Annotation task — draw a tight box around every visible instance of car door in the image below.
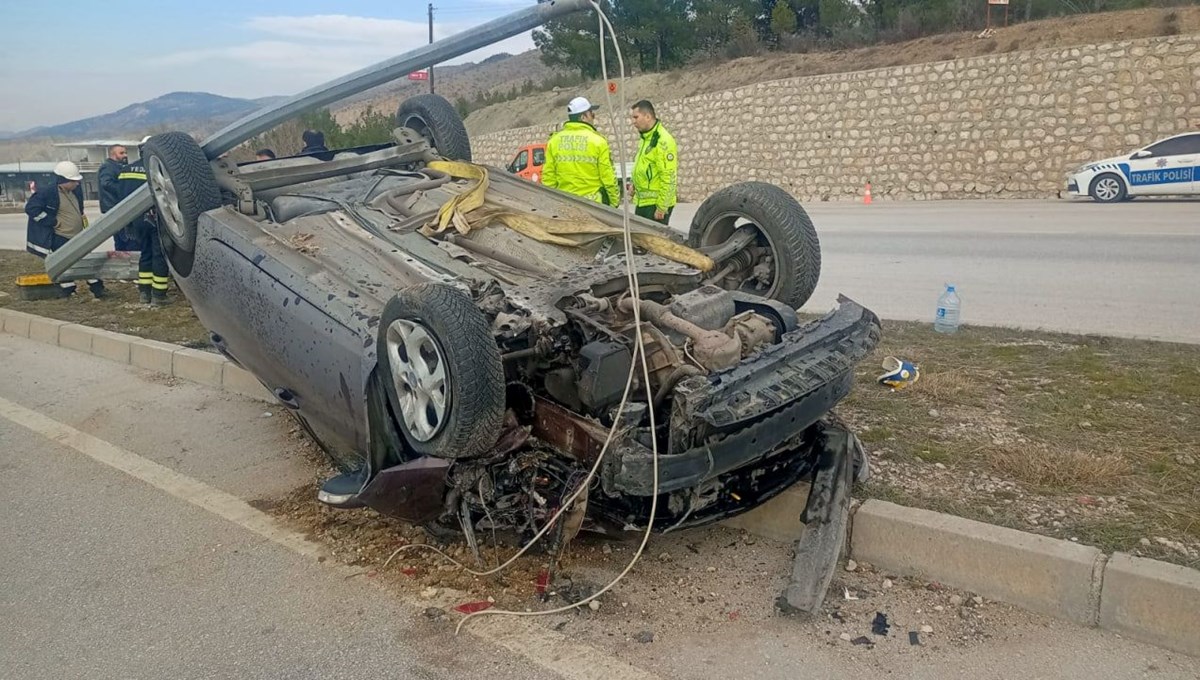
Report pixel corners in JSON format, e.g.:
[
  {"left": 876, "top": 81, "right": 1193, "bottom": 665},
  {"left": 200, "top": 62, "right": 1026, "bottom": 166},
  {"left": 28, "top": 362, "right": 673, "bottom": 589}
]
[
  {"left": 511, "top": 149, "right": 530, "bottom": 181},
  {"left": 1125, "top": 135, "right": 1200, "bottom": 196},
  {"left": 1166, "top": 134, "right": 1200, "bottom": 195},
  {"left": 530, "top": 146, "right": 546, "bottom": 184},
  {"left": 187, "top": 214, "right": 371, "bottom": 467}
]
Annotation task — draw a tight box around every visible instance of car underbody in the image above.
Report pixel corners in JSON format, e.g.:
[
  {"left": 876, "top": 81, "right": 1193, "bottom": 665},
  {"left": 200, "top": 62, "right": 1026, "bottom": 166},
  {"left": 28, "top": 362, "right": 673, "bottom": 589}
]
[
  {"left": 162, "top": 125, "right": 879, "bottom": 547},
  {"left": 47, "top": 0, "right": 883, "bottom": 612}
]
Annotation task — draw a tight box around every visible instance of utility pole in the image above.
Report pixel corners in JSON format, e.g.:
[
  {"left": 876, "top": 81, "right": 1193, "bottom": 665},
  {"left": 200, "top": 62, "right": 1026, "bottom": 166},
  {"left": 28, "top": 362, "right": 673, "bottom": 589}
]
[{"left": 428, "top": 3, "right": 436, "bottom": 94}]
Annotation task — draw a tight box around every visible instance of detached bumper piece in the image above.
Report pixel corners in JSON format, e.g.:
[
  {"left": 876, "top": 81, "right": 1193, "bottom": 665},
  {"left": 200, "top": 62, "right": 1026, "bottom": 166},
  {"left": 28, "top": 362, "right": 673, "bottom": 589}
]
[{"left": 781, "top": 420, "right": 864, "bottom": 615}]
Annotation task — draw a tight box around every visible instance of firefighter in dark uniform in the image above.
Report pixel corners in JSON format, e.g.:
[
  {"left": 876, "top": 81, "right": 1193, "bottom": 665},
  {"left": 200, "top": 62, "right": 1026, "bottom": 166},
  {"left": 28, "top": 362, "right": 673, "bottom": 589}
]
[
  {"left": 118, "top": 150, "right": 171, "bottom": 305},
  {"left": 98, "top": 144, "right": 138, "bottom": 251}
]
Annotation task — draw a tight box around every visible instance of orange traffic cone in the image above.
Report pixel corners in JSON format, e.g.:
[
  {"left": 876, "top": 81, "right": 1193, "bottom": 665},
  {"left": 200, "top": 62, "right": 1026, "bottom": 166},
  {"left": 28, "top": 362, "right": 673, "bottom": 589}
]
[{"left": 863, "top": 182, "right": 873, "bottom": 205}]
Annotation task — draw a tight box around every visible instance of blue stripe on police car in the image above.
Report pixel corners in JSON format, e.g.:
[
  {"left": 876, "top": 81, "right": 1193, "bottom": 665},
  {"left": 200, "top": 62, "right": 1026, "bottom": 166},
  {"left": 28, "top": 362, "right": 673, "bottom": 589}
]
[{"left": 1118, "top": 162, "right": 1197, "bottom": 186}]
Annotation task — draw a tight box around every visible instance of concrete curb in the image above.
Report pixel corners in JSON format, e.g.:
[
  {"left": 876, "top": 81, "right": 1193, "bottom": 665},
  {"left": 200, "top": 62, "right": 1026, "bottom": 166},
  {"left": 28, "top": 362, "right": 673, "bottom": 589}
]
[
  {"left": 852, "top": 501, "right": 1104, "bottom": 625},
  {"left": 1100, "top": 552, "right": 1200, "bottom": 657},
  {"left": 0, "top": 308, "right": 274, "bottom": 403},
  {"left": 2, "top": 306, "right": 1198, "bottom": 656},
  {"left": 713, "top": 457, "right": 1200, "bottom": 657}
]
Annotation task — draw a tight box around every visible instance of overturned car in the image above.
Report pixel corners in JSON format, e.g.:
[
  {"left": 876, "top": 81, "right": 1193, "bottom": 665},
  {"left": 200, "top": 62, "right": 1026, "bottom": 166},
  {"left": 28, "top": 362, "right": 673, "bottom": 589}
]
[{"left": 138, "top": 96, "right": 878, "bottom": 559}]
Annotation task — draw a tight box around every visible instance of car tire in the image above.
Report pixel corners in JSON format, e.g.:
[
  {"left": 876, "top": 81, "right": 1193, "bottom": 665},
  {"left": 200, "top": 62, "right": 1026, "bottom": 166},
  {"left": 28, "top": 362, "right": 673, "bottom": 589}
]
[
  {"left": 688, "top": 182, "right": 821, "bottom": 310},
  {"left": 377, "top": 283, "right": 504, "bottom": 460},
  {"left": 142, "top": 132, "right": 222, "bottom": 277},
  {"left": 397, "top": 94, "right": 472, "bottom": 161},
  {"left": 1089, "top": 173, "right": 1127, "bottom": 203}
]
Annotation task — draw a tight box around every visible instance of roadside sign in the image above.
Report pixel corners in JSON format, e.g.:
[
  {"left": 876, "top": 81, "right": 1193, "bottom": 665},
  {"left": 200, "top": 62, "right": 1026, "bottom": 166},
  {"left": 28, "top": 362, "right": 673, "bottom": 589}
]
[
  {"left": 408, "top": 70, "right": 429, "bottom": 81},
  {"left": 986, "top": 0, "right": 1010, "bottom": 26}
]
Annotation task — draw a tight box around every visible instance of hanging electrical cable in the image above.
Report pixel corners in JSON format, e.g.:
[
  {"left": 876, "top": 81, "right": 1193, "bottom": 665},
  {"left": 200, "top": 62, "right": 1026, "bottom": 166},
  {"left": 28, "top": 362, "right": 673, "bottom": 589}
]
[{"left": 377, "top": 1, "right": 662, "bottom": 635}]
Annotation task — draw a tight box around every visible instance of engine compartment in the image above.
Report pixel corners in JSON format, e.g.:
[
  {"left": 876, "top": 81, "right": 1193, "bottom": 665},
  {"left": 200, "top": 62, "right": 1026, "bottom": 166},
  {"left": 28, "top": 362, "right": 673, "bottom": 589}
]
[{"left": 512, "top": 285, "right": 779, "bottom": 420}]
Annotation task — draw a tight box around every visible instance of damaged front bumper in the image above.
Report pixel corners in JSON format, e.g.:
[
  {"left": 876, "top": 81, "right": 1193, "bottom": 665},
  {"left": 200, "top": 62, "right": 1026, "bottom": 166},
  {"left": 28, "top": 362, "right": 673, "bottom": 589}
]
[{"left": 606, "top": 296, "right": 880, "bottom": 497}]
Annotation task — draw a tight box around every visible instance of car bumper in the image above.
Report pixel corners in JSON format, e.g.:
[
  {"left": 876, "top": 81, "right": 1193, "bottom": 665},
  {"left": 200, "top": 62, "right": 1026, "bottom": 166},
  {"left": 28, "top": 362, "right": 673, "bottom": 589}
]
[
  {"left": 1066, "top": 172, "right": 1092, "bottom": 197},
  {"left": 608, "top": 297, "right": 881, "bottom": 496}
]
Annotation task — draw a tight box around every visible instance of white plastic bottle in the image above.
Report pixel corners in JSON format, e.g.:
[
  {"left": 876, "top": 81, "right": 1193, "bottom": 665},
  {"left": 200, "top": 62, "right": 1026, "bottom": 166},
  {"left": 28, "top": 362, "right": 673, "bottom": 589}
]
[{"left": 934, "top": 284, "right": 961, "bottom": 334}]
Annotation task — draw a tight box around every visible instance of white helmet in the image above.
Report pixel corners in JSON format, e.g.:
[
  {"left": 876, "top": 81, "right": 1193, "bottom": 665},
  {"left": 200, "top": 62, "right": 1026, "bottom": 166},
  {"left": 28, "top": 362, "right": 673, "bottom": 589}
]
[{"left": 54, "top": 161, "right": 83, "bottom": 181}]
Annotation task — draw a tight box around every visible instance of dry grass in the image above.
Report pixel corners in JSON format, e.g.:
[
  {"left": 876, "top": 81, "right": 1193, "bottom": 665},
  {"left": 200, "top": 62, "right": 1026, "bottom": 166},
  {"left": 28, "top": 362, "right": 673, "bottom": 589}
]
[
  {"left": 986, "top": 445, "right": 1131, "bottom": 494},
  {"left": 840, "top": 320, "right": 1200, "bottom": 566},
  {"left": 0, "top": 250, "right": 209, "bottom": 347}
]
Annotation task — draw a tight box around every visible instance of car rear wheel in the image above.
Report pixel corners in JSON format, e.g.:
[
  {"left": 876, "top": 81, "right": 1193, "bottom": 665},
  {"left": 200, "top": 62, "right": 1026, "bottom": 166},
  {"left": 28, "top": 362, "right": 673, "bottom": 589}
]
[
  {"left": 377, "top": 283, "right": 504, "bottom": 459},
  {"left": 1089, "top": 173, "right": 1127, "bottom": 203},
  {"left": 688, "top": 182, "right": 821, "bottom": 310},
  {"left": 397, "top": 94, "right": 472, "bottom": 161},
  {"left": 142, "top": 132, "right": 222, "bottom": 277}
]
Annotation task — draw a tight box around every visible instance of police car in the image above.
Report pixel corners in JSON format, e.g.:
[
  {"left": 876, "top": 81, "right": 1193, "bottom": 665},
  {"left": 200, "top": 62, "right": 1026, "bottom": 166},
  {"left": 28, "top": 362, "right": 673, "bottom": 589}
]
[{"left": 1067, "top": 132, "right": 1200, "bottom": 202}]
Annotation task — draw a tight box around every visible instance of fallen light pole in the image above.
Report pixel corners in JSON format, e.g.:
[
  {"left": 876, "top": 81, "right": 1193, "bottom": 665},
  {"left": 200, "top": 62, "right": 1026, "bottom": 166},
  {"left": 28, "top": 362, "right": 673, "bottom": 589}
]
[{"left": 46, "top": 0, "right": 591, "bottom": 281}]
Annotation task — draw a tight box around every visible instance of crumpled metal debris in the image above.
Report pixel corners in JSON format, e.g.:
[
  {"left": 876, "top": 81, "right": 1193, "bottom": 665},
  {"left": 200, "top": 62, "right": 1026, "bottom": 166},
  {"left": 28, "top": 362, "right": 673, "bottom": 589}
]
[{"left": 871, "top": 611, "right": 890, "bottom": 636}]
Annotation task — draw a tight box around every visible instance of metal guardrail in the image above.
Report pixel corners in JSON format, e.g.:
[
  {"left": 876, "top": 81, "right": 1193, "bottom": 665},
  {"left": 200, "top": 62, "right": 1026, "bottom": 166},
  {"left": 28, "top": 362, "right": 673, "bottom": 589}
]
[{"left": 45, "top": 0, "right": 591, "bottom": 281}]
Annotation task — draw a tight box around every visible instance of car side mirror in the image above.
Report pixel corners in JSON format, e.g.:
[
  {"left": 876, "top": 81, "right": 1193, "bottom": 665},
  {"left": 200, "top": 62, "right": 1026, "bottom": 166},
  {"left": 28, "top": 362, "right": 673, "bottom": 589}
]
[{"left": 1132, "top": 150, "right": 1152, "bottom": 159}]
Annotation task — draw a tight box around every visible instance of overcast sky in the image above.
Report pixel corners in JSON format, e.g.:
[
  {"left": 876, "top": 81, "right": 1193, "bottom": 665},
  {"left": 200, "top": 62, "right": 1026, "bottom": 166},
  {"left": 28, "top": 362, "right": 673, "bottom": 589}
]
[{"left": 0, "top": 0, "right": 541, "bottom": 131}]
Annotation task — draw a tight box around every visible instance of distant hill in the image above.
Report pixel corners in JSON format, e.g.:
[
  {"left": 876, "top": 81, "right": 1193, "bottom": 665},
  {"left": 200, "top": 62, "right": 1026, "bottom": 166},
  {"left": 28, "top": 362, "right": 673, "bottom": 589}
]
[
  {"left": 9, "top": 91, "right": 285, "bottom": 140},
  {"left": 332, "top": 51, "right": 569, "bottom": 125}
]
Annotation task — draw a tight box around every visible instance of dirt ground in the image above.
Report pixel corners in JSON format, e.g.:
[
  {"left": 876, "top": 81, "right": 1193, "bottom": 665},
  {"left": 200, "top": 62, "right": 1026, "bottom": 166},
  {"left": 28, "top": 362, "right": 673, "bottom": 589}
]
[
  {"left": 263, "top": 473, "right": 1042, "bottom": 658},
  {"left": 261, "top": 468, "right": 1200, "bottom": 680},
  {"left": 461, "top": 6, "right": 1200, "bottom": 136}
]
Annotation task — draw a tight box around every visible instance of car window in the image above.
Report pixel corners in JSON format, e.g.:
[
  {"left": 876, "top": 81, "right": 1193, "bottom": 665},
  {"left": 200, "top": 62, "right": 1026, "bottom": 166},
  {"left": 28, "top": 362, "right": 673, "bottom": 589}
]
[
  {"left": 1145, "top": 135, "right": 1200, "bottom": 157},
  {"left": 513, "top": 150, "right": 529, "bottom": 172},
  {"left": 532, "top": 147, "right": 546, "bottom": 166},
  {"left": 1171, "top": 134, "right": 1200, "bottom": 155}
]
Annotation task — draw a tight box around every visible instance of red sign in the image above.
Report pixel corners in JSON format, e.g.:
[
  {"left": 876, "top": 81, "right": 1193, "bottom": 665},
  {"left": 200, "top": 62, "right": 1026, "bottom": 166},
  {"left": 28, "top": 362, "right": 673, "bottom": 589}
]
[{"left": 408, "top": 70, "right": 429, "bottom": 81}]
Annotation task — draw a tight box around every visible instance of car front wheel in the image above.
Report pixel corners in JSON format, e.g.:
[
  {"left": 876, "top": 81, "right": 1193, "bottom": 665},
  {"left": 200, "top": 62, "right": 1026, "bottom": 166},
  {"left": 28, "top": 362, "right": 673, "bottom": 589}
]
[
  {"left": 142, "top": 132, "right": 222, "bottom": 277},
  {"left": 377, "top": 283, "right": 504, "bottom": 459},
  {"left": 1089, "top": 173, "right": 1127, "bottom": 203}
]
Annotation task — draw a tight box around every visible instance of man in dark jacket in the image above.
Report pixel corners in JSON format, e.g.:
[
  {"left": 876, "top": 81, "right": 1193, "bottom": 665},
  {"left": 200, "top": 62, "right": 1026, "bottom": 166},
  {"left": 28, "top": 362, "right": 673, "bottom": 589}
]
[
  {"left": 25, "top": 161, "right": 106, "bottom": 298},
  {"left": 300, "top": 130, "right": 329, "bottom": 155},
  {"left": 117, "top": 154, "right": 171, "bottom": 305},
  {"left": 98, "top": 144, "right": 137, "bottom": 251}
]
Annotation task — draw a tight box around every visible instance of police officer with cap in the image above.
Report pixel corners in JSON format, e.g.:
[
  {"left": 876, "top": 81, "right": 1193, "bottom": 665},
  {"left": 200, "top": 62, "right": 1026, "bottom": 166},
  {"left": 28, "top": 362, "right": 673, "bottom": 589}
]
[
  {"left": 630, "top": 99, "right": 678, "bottom": 225},
  {"left": 543, "top": 96, "right": 620, "bottom": 207}
]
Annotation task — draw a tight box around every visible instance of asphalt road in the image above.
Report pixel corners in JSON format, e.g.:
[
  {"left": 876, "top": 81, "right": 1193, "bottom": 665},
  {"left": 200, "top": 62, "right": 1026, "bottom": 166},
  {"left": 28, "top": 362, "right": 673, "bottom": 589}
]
[
  {"left": 2, "top": 333, "right": 1198, "bottom": 679},
  {"left": 670, "top": 198, "right": 1200, "bottom": 344},
  {"left": 0, "top": 208, "right": 114, "bottom": 252},
  {"left": 5, "top": 197, "right": 1199, "bottom": 342}
]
